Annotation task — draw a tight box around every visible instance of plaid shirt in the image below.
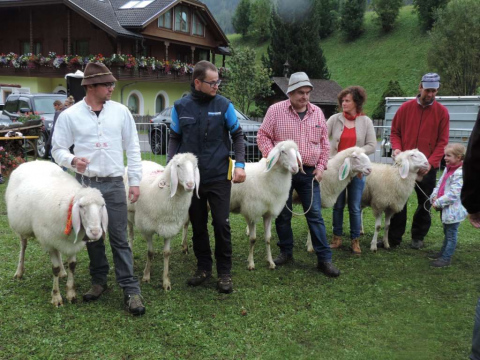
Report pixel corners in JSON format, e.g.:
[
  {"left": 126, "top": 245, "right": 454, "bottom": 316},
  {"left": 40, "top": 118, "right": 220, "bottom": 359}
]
[{"left": 257, "top": 100, "right": 330, "bottom": 172}]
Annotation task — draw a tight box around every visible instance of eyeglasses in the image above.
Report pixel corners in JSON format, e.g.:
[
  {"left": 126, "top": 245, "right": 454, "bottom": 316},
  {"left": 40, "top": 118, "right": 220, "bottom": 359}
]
[
  {"left": 97, "top": 82, "right": 116, "bottom": 89},
  {"left": 201, "top": 79, "right": 222, "bottom": 88}
]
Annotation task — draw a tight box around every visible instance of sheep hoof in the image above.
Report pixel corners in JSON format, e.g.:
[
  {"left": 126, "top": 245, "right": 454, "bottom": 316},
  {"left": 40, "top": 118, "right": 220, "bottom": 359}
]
[
  {"left": 307, "top": 248, "right": 315, "bottom": 253},
  {"left": 370, "top": 246, "right": 377, "bottom": 252},
  {"left": 13, "top": 273, "right": 23, "bottom": 279},
  {"left": 68, "top": 296, "right": 77, "bottom": 304},
  {"left": 247, "top": 264, "right": 255, "bottom": 271},
  {"left": 59, "top": 270, "right": 67, "bottom": 278},
  {"left": 51, "top": 295, "right": 63, "bottom": 307},
  {"left": 269, "top": 263, "right": 276, "bottom": 270},
  {"left": 163, "top": 282, "right": 171, "bottom": 291},
  {"left": 182, "top": 248, "right": 189, "bottom": 255},
  {"left": 142, "top": 276, "right": 151, "bottom": 283}
]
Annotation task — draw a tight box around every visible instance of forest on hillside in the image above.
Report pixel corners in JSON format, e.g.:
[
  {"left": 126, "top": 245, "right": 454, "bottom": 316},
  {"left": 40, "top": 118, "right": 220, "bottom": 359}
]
[{"left": 201, "top": 0, "right": 240, "bottom": 34}]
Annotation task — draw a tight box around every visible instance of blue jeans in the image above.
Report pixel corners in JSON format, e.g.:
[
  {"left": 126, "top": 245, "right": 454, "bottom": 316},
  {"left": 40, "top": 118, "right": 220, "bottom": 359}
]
[
  {"left": 471, "top": 297, "right": 480, "bottom": 360},
  {"left": 440, "top": 222, "right": 460, "bottom": 261},
  {"left": 79, "top": 178, "right": 141, "bottom": 295},
  {"left": 332, "top": 175, "right": 365, "bottom": 239},
  {"left": 275, "top": 166, "right": 331, "bottom": 262}
]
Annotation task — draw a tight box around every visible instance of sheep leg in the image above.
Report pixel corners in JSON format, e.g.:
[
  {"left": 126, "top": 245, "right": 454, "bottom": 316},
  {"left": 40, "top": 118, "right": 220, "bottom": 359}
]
[
  {"left": 14, "top": 236, "right": 27, "bottom": 279},
  {"left": 142, "top": 232, "right": 154, "bottom": 283},
  {"left": 263, "top": 215, "right": 275, "bottom": 269},
  {"left": 370, "top": 214, "right": 383, "bottom": 252},
  {"left": 59, "top": 254, "right": 67, "bottom": 278},
  {"left": 163, "top": 237, "right": 172, "bottom": 291},
  {"left": 181, "top": 219, "right": 189, "bottom": 254},
  {"left": 65, "top": 255, "right": 77, "bottom": 303},
  {"left": 306, "top": 231, "right": 314, "bottom": 253},
  {"left": 383, "top": 212, "right": 393, "bottom": 250},
  {"left": 247, "top": 220, "right": 257, "bottom": 270},
  {"left": 49, "top": 249, "right": 63, "bottom": 307}
]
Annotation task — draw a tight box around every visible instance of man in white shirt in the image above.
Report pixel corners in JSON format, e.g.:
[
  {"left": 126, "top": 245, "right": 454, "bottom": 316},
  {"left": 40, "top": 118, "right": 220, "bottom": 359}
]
[{"left": 52, "top": 62, "right": 145, "bottom": 316}]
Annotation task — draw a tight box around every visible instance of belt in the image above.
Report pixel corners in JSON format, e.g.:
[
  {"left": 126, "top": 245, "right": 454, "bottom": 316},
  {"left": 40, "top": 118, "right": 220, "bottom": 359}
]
[{"left": 75, "top": 174, "right": 123, "bottom": 182}]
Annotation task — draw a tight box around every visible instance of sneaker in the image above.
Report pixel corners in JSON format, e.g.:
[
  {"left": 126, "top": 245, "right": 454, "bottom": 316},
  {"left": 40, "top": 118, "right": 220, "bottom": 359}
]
[
  {"left": 273, "top": 252, "right": 294, "bottom": 266},
  {"left": 124, "top": 294, "right": 146, "bottom": 316},
  {"left": 377, "top": 240, "right": 400, "bottom": 249},
  {"left": 431, "top": 258, "right": 451, "bottom": 268},
  {"left": 187, "top": 269, "right": 212, "bottom": 287},
  {"left": 0, "top": 175, "right": 4, "bottom": 185},
  {"left": 83, "top": 284, "right": 107, "bottom": 302},
  {"left": 217, "top": 274, "right": 233, "bottom": 294},
  {"left": 317, "top": 262, "right": 341, "bottom": 278},
  {"left": 427, "top": 251, "right": 443, "bottom": 260},
  {"left": 410, "top": 240, "right": 424, "bottom": 250}
]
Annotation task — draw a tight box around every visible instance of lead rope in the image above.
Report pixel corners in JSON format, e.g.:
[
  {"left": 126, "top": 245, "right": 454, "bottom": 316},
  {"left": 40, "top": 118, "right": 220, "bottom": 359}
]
[
  {"left": 285, "top": 177, "right": 316, "bottom": 216},
  {"left": 80, "top": 163, "right": 90, "bottom": 188},
  {"left": 415, "top": 181, "right": 434, "bottom": 218}
]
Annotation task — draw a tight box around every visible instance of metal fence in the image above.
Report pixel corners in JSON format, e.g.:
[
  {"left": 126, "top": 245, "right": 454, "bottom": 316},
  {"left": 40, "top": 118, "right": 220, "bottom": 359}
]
[{"left": 135, "top": 122, "right": 473, "bottom": 167}]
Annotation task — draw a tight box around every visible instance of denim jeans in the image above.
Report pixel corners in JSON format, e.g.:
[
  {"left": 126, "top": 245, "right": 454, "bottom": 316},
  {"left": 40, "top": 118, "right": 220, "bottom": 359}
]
[
  {"left": 80, "top": 178, "right": 141, "bottom": 295},
  {"left": 275, "top": 166, "right": 331, "bottom": 262},
  {"left": 471, "top": 297, "right": 480, "bottom": 360},
  {"left": 333, "top": 175, "right": 365, "bottom": 239},
  {"left": 439, "top": 221, "right": 460, "bottom": 261}
]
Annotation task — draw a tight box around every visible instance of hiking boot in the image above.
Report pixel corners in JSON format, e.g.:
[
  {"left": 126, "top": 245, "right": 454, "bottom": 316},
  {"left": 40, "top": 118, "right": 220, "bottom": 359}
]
[
  {"left": 351, "top": 238, "right": 361, "bottom": 255},
  {"left": 217, "top": 274, "right": 233, "bottom": 294},
  {"left": 317, "top": 262, "right": 341, "bottom": 278},
  {"left": 427, "top": 251, "right": 443, "bottom": 260},
  {"left": 431, "top": 258, "right": 451, "bottom": 268},
  {"left": 330, "top": 235, "right": 342, "bottom": 249},
  {"left": 124, "top": 294, "right": 146, "bottom": 316},
  {"left": 273, "top": 252, "right": 294, "bottom": 266},
  {"left": 187, "top": 269, "right": 212, "bottom": 287},
  {"left": 83, "top": 284, "right": 107, "bottom": 302},
  {"left": 410, "top": 240, "right": 424, "bottom": 250}
]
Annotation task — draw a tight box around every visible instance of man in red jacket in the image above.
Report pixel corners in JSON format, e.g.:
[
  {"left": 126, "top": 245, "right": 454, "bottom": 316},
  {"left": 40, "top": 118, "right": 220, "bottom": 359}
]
[{"left": 386, "top": 73, "right": 449, "bottom": 249}]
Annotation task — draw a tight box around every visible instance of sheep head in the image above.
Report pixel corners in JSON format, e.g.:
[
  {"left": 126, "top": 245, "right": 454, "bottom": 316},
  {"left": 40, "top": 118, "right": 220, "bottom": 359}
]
[
  {"left": 265, "top": 140, "right": 304, "bottom": 174},
  {"left": 337, "top": 148, "right": 372, "bottom": 181},
  {"left": 72, "top": 187, "right": 108, "bottom": 244},
  {"left": 394, "top": 149, "right": 429, "bottom": 179},
  {"left": 169, "top": 153, "right": 200, "bottom": 199}
]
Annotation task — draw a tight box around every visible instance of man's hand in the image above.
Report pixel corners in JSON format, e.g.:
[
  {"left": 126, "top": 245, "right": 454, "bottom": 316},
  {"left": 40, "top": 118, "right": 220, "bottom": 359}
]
[
  {"left": 129, "top": 186, "right": 140, "bottom": 203},
  {"left": 468, "top": 213, "right": 480, "bottom": 229},
  {"left": 313, "top": 168, "right": 323, "bottom": 182},
  {"left": 418, "top": 163, "right": 431, "bottom": 177},
  {"left": 232, "top": 167, "right": 246, "bottom": 183},
  {"left": 393, "top": 149, "right": 401, "bottom": 158},
  {"left": 73, "top": 157, "right": 90, "bottom": 173}
]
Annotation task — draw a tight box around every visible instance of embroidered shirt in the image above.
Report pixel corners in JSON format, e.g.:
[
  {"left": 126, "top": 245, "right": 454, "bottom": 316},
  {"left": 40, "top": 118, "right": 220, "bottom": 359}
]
[
  {"left": 257, "top": 100, "right": 330, "bottom": 171},
  {"left": 51, "top": 98, "right": 142, "bottom": 186}
]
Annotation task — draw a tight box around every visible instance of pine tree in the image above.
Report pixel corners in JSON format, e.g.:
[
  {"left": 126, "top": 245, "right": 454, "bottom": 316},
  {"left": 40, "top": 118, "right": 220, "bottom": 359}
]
[
  {"left": 340, "top": 0, "right": 366, "bottom": 40},
  {"left": 413, "top": 0, "right": 449, "bottom": 31},
  {"left": 371, "top": 80, "right": 405, "bottom": 120},
  {"left": 232, "top": 0, "right": 252, "bottom": 37},
  {"left": 372, "top": 0, "right": 403, "bottom": 33},
  {"left": 250, "top": 0, "right": 272, "bottom": 41},
  {"left": 314, "top": 0, "right": 339, "bottom": 39},
  {"left": 263, "top": 5, "right": 330, "bottom": 79}
]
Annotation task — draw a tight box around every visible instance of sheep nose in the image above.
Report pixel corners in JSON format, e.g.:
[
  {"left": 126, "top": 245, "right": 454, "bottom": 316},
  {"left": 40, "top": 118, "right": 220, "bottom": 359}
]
[
  {"left": 185, "top": 181, "right": 195, "bottom": 190},
  {"left": 90, "top": 228, "right": 101, "bottom": 237},
  {"left": 291, "top": 165, "right": 299, "bottom": 174},
  {"left": 365, "top": 168, "right": 372, "bottom": 175}
]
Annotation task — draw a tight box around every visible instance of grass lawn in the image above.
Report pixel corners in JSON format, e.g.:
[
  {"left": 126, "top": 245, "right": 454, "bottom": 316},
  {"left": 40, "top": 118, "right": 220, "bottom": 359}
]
[{"left": 0, "top": 166, "right": 478, "bottom": 359}]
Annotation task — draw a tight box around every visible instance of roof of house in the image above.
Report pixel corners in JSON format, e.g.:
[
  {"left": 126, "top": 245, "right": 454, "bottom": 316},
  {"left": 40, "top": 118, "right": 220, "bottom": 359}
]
[
  {"left": 272, "top": 77, "right": 343, "bottom": 105},
  {"left": 0, "top": 0, "right": 228, "bottom": 43}
]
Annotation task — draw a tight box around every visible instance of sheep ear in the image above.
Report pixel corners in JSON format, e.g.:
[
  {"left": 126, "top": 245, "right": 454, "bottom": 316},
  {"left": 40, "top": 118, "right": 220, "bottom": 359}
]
[
  {"left": 339, "top": 158, "right": 351, "bottom": 181},
  {"left": 170, "top": 161, "right": 178, "bottom": 198},
  {"left": 101, "top": 205, "right": 108, "bottom": 239},
  {"left": 296, "top": 150, "right": 305, "bottom": 174},
  {"left": 265, "top": 148, "right": 280, "bottom": 172},
  {"left": 72, "top": 201, "right": 81, "bottom": 244},
  {"left": 194, "top": 167, "right": 200, "bottom": 199},
  {"left": 399, "top": 159, "right": 410, "bottom": 179}
]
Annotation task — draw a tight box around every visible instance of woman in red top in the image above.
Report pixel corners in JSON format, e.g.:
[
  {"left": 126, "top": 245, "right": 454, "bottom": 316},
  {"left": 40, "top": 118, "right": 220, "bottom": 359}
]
[{"left": 326, "top": 86, "right": 376, "bottom": 254}]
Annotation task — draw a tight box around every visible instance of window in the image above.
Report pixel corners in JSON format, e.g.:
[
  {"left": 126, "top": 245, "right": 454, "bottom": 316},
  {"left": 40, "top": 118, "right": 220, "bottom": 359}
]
[
  {"left": 64, "top": 40, "right": 89, "bottom": 56},
  {"left": 155, "top": 94, "right": 165, "bottom": 113},
  {"left": 158, "top": 10, "right": 172, "bottom": 29},
  {"left": 21, "top": 41, "right": 42, "bottom": 54},
  {"left": 192, "top": 13, "right": 204, "bottom": 36},
  {"left": 120, "top": 0, "right": 154, "bottom": 9},
  {"left": 175, "top": 6, "right": 189, "bottom": 33},
  {"left": 199, "top": 50, "right": 209, "bottom": 61},
  {"left": 128, "top": 94, "right": 139, "bottom": 114}
]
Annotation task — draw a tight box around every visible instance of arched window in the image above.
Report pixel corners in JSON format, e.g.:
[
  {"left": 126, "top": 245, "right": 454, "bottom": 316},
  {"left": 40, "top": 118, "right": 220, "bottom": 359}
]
[
  {"left": 155, "top": 94, "right": 165, "bottom": 113},
  {"left": 128, "top": 94, "right": 139, "bottom": 114}
]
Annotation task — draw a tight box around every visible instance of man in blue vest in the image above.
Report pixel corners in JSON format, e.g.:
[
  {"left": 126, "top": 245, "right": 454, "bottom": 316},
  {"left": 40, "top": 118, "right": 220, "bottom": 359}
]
[{"left": 168, "top": 60, "right": 246, "bottom": 294}]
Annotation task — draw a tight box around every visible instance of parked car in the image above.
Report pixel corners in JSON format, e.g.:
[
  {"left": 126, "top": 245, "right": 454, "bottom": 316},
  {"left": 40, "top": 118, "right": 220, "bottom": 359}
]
[
  {"left": 2, "top": 93, "right": 67, "bottom": 158},
  {"left": 149, "top": 106, "right": 262, "bottom": 161}
]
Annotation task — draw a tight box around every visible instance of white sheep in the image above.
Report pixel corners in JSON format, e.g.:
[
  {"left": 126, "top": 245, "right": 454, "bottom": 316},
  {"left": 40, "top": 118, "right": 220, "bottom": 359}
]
[
  {"left": 360, "top": 149, "right": 429, "bottom": 251},
  {"left": 126, "top": 153, "right": 199, "bottom": 290},
  {"left": 6, "top": 161, "right": 108, "bottom": 307},
  {"left": 230, "top": 140, "right": 303, "bottom": 270},
  {"left": 298, "top": 147, "right": 373, "bottom": 252}
]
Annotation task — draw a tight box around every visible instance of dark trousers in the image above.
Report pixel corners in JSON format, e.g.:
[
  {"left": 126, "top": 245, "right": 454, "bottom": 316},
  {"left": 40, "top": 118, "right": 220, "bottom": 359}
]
[
  {"left": 388, "top": 167, "right": 437, "bottom": 245},
  {"left": 275, "top": 166, "right": 332, "bottom": 262},
  {"left": 189, "top": 180, "right": 232, "bottom": 275}
]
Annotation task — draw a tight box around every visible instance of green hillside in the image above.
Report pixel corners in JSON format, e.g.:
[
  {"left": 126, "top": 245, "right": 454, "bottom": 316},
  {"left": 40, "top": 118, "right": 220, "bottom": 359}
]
[{"left": 229, "top": 6, "right": 430, "bottom": 116}]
